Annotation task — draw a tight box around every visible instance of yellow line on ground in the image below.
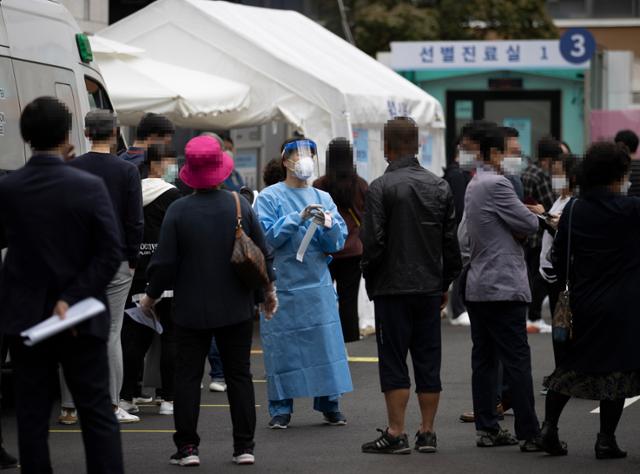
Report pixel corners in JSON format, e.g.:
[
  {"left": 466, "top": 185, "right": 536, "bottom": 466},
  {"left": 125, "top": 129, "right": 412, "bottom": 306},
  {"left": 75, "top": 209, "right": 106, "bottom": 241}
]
[
  {"left": 348, "top": 356, "right": 379, "bottom": 363},
  {"left": 250, "top": 349, "right": 263, "bottom": 354}
]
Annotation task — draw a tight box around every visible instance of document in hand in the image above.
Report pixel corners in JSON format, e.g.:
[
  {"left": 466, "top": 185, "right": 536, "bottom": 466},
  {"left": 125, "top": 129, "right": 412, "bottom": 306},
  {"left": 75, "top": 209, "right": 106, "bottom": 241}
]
[
  {"left": 296, "top": 221, "right": 319, "bottom": 263},
  {"left": 125, "top": 304, "right": 163, "bottom": 334},
  {"left": 20, "top": 298, "right": 106, "bottom": 346}
]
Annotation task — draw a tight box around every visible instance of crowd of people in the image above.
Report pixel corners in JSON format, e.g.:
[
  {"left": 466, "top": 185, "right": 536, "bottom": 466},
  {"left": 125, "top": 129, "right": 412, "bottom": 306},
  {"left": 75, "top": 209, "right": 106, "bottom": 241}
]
[{"left": 0, "top": 95, "right": 638, "bottom": 472}]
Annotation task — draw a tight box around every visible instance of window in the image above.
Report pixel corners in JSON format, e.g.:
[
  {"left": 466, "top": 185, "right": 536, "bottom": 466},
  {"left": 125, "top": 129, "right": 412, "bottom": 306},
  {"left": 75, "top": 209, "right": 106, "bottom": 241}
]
[{"left": 85, "top": 77, "right": 113, "bottom": 111}]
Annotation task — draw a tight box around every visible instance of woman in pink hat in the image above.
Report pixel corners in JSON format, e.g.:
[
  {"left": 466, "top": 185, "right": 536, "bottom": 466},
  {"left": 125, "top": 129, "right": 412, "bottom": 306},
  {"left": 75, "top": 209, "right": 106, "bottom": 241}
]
[{"left": 140, "top": 135, "right": 277, "bottom": 467}]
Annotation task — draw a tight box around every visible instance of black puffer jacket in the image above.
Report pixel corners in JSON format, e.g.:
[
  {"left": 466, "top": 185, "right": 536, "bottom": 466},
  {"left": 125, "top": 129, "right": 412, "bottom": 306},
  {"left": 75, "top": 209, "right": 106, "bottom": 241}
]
[{"left": 360, "top": 156, "right": 462, "bottom": 299}]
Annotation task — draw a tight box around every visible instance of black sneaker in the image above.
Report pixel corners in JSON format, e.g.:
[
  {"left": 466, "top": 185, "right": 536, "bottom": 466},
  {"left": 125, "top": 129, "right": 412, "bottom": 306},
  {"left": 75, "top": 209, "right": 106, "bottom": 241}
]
[
  {"left": 169, "top": 445, "right": 200, "bottom": 467},
  {"left": 323, "top": 412, "right": 347, "bottom": 426},
  {"left": 362, "top": 428, "right": 411, "bottom": 454},
  {"left": 268, "top": 414, "right": 291, "bottom": 429},
  {"left": 595, "top": 433, "right": 627, "bottom": 460},
  {"left": 232, "top": 449, "right": 255, "bottom": 465},
  {"left": 415, "top": 431, "right": 437, "bottom": 453},
  {"left": 0, "top": 447, "right": 17, "bottom": 470},
  {"left": 520, "top": 437, "right": 543, "bottom": 453},
  {"left": 476, "top": 428, "right": 518, "bottom": 447}
]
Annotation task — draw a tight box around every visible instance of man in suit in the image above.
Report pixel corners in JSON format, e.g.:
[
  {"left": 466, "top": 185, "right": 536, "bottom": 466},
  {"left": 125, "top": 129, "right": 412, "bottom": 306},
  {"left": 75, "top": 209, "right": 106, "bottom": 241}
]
[
  {"left": 0, "top": 97, "right": 124, "bottom": 473},
  {"left": 464, "top": 124, "right": 541, "bottom": 451}
]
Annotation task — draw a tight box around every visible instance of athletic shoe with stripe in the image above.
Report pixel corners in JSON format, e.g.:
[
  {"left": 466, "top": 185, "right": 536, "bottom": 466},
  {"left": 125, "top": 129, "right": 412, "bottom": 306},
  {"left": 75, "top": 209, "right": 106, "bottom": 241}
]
[
  {"left": 232, "top": 449, "right": 255, "bottom": 465},
  {"left": 362, "top": 428, "right": 411, "bottom": 454},
  {"left": 323, "top": 411, "right": 347, "bottom": 426},
  {"left": 415, "top": 431, "right": 437, "bottom": 453},
  {"left": 169, "top": 445, "right": 200, "bottom": 467},
  {"left": 268, "top": 414, "right": 291, "bottom": 429}
]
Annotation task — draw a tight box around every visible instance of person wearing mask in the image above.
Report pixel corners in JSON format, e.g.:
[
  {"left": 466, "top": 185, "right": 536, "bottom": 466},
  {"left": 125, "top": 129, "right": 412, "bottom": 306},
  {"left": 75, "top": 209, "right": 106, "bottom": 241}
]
[
  {"left": 119, "top": 144, "right": 182, "bottom": 417},
  {"left": 222, "top": 136, "right": 246, "bottom": 192},
  {"left": 614, "top": 129, "right": 640, "bottom": 196},
  {"left": 0, "top": 97, "right": 124, "bottom": 473},
  {"left": 140, "top": 135, "right": 277, "bottom": 466},
  {"left": 539, "top": 142, "right": 640, "bottom": 459},
  {"left": 313, "top": 138, "right": 368, "bottom": 343},
  {"left": 464, "top": 125, "right": 541, "bottom": 451},
  {"left": 521, "top": 138, "right": 562, "bottom": 334},
  {"left": 255, "top": 138, "right": 352, "bottom": 430},
  {"left": 262, "top": 158, "right": 286, "bottom": 187},
  {"left": 360, "top": 117, "right": 461, "bottom": 454},
  {"left": 119, "top": 113, "right": 175, "bottom": 179},
  {"left": 63, "top": 110, "right": 144, "bottom": 424}
]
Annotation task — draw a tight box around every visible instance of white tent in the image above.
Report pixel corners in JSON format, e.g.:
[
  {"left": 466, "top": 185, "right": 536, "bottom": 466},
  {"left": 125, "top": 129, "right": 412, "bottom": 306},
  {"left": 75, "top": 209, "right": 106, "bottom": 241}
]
[
  {"left": 101, "top": 0, "right": 445, "bottom": 177},
  {"left": 89, "top": 35, "right": 251, "bottom": 128}
]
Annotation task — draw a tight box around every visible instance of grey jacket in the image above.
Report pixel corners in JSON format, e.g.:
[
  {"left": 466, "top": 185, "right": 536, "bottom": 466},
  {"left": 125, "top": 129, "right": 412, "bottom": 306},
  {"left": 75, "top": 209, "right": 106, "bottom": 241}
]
[{"left": 464, "top": 169, "right": 538, "bottom": 302}]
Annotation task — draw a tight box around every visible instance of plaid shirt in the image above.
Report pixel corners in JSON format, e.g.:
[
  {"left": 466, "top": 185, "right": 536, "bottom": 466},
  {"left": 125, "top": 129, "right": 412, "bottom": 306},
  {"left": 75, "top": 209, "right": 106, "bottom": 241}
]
[{"left": 521, "top": 163, "right": 555, "bottom": 248}]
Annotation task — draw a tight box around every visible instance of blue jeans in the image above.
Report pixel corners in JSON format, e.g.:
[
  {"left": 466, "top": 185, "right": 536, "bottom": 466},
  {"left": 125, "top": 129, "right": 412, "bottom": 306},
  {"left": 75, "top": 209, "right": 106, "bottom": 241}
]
[
  {"left": 208, "top": 337, "right": 224, "bottom": 381},
  {"left": 268, "top": 396, "right": 340, "bottom": 417}
]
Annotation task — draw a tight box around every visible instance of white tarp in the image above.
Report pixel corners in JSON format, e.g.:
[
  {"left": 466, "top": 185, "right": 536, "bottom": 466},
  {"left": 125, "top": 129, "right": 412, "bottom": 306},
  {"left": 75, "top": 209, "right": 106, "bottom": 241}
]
[
  {"left": 100, "top": 0, "right": 446, "bottom": 176},
  {"left": 89, "top": 35, "right": 251, "bottom": 128}
]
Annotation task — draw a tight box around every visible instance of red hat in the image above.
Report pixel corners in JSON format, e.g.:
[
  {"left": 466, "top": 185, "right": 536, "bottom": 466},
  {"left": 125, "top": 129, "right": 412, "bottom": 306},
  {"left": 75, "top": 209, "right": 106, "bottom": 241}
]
[{"left": 180, "top": 135, "right": 234, "bottom": 189}]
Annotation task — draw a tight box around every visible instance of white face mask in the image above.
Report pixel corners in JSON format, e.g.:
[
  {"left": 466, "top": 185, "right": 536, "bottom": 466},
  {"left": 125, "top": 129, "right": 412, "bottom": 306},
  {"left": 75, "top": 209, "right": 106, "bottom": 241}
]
[
  {"left": 552, "top": 176, "right": 568, "bottom": 193},
  {"left": 622, "top": 180, "right": 632, "bottom": 195},
  {"left": 458, "top": 150, "right": 477, "bottom": 170},
  {"left": 290, "top": 156, "right": 315, "bottom": 181},
  {"left": 500, "top": 156, "right": 523, "bottom": 176}
]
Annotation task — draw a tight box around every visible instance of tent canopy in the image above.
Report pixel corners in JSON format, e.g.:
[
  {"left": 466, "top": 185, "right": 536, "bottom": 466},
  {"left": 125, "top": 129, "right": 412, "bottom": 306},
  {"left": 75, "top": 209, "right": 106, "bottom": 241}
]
[
  {"left": 90, "top": 35, "right": 251, "bottom": 128},
  {"left": 101, "top": 0, "right": 445, "bottom": 175}
]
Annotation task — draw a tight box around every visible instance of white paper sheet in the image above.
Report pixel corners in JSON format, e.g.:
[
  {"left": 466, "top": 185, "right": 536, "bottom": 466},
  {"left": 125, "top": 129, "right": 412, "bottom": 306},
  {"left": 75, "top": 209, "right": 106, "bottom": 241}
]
[
  {"left": 125, "top": 304, "right": 163, "bottom": 334},
  {"left": 20, "top": 298, "right": 106, "bottom": 346},
  {"left": 296, "top": 221, "right": 319, "bottom": 262}
]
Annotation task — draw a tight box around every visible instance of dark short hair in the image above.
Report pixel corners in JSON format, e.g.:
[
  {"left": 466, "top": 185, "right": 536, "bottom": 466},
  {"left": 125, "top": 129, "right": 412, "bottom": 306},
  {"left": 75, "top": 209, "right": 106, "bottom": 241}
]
[
  {"left": 537, "top": 138, "right": 563, "bottom": 161},
  {"left": 263, "top": 158, "right": 285, "bottom": 186},
  {"left": 384, "top": 116, "right": 419, "bottom": 155},
  {"left": 20, "top": 97, "right": 72, "bottom": 150},
  {"left": 582, "top": 142, "right": 630, "bottom": 189},
  {"left": 614, "top": 129, "right": 639, "bottom": 154},
  {"left": 145, "top": 143, "right": 175, "bottom": 164},
  {"left": 479, "top": 125, "right": 506, "bottom": 162},
  {"left": 461, "top": 120, "right": 497, "bottom": 144},
  {"left": 501, "top": 126, "right": 519, "bottom": 138},
  {"left": 136, "top": 113, "right": 175, "bottom": 141},
  {"left": 85, "top": 109, "right": 117, "bottom": 141}
]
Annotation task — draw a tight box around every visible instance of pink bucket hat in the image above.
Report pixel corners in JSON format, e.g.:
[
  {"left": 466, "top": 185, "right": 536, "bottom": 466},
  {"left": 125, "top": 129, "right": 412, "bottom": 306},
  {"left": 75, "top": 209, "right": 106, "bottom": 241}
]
[{"left": 180, "top": 135, "right": 234, "bottom": 189}]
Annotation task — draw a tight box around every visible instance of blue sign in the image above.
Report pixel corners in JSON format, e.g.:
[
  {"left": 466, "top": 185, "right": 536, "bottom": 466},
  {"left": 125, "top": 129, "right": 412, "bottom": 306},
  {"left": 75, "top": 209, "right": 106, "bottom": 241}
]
[{"left": 560, "top": 28, "right": 596, "bottom": 64}]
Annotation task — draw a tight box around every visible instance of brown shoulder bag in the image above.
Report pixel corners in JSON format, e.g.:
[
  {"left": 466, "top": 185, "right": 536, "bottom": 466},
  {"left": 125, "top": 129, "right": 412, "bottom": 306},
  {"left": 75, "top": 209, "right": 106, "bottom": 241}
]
[
  {"left": 552, "top": 198, "right": 576, "bottom": 343},
  {"left": 230, "top": 192, "right": 269, "bottom": 289}
]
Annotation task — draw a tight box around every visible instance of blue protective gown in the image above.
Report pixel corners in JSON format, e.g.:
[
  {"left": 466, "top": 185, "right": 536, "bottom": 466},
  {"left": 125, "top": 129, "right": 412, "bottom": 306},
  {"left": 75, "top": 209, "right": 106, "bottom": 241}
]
[{"left": 255, "top": 182, "right": 353, "bottom": 402}]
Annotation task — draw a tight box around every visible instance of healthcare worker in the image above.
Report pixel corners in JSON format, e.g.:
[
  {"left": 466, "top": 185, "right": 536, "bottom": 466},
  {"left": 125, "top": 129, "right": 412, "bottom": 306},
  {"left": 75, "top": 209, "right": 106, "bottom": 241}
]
[{"left": 255, "top": 138, "right": 353, "bottom": 429}]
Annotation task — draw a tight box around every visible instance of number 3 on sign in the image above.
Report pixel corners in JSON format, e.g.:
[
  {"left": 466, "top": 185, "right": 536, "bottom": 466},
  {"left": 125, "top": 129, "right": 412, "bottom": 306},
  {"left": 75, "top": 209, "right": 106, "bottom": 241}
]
[{"left": 571, "top": 34, "right": 586, "bottom": 58}]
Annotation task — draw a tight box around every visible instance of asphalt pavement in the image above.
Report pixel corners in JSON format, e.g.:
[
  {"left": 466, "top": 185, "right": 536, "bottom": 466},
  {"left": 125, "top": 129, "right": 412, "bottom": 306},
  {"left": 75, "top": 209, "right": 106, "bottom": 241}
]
[{"left": 2, "top": 319, "right": 639, "bottom": 473}]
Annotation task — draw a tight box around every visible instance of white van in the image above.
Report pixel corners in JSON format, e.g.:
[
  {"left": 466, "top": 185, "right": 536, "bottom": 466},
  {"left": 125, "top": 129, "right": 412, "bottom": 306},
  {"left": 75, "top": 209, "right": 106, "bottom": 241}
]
[{"left": 0, "top": 0, "right": 116, "bottom": 171}]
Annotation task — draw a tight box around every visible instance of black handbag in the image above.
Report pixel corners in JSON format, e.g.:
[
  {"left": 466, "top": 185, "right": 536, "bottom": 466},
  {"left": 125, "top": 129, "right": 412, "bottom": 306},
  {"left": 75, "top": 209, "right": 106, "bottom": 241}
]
[{"left": 552, "top": 199, "right": 577, "bottom": 343}]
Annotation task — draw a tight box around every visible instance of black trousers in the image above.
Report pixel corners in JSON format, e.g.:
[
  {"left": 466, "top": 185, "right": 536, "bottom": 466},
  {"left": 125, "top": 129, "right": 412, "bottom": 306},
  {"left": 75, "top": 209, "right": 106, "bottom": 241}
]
[
  {"left": 9, "top": 334, "right": 123, "bottom": 474},
  {"left": 467, "top": 301, "right": 540, "bottom": 440},
  {"left": 374, "top": 295, "right": 442, "bottom": 393},
  {"left": 173, "top": 319, "right": 255, "bottom": 453},
  {"left": 329, "top": 256, "right": 361, "bottom": 343},
  {"left": 525, "top": 246, "right": 548, "bottom": 322},
  {"left": 121, "top": 299, "right": 177, "bottom": 401}
]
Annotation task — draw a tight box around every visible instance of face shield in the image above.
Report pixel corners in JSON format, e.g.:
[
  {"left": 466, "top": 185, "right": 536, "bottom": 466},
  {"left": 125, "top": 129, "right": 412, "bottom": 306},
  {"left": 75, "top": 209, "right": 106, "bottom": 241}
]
[{"left": 282, "top": 139, "right": 319, "bottom": 181}]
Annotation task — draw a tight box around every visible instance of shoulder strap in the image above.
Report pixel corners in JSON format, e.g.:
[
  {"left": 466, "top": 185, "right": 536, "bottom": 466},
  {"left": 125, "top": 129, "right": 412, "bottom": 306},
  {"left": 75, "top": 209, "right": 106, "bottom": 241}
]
[
  {"left": 232, "top": 191, "right": 242, "bottom": 230},
  {"left": 564, "top": 198, "right": 577, "bottom": 286}
]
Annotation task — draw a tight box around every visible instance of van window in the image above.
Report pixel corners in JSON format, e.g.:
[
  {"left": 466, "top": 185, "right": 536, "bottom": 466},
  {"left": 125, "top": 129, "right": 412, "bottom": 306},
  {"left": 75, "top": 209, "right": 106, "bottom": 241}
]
[{"left": 85, "top": 77, "right": 126, "bottom": 152}]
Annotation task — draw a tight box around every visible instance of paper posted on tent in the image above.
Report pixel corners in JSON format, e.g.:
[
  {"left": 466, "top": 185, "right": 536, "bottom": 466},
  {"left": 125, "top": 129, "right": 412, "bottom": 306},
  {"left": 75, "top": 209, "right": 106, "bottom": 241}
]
[
  {"left": 20, "top": 298, "right": 106, "bottom": 346},
  {"left": 125, "top": 304, "right": 163, "bottom": 334}
]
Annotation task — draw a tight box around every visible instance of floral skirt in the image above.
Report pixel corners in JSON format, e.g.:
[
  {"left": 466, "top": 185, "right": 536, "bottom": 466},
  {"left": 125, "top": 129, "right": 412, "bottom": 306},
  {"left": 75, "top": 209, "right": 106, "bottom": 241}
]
[{"left": 545, "top": 368, "right": 640, "bottom": 400}]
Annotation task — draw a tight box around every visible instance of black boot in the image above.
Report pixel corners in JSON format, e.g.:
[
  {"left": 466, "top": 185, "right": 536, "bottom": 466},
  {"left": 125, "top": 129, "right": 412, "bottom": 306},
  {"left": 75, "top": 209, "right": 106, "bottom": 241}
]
[
  {"left": 0, "top": 446, "right": 17, "bottom": 470},
  {"left": 595, "top": 433, "right": 627, "bottom": 460},
  {"left": 538, "top": 422, "right": 568, "bottom": 456}
]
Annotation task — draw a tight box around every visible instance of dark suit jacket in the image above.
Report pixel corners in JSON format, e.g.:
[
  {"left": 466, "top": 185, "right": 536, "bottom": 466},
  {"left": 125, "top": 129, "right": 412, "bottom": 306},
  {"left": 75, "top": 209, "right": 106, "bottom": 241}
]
[{"left": 0, "top": 155, "right": 123, "bottom": 340}]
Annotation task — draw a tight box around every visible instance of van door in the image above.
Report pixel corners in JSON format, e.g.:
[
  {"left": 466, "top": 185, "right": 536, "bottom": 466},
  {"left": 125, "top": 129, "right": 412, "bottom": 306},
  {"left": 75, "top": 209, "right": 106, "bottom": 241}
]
[
  {"left": 0, "top": 56, "right": 25, "bottom": 171},
  {"left": 12, "top": 60, "right": 85, "bottom": 157}
]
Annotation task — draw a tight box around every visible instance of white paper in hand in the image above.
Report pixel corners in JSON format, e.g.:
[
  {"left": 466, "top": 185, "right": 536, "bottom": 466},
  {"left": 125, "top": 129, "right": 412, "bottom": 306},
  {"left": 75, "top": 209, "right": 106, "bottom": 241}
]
[
  {"left": 125, "top": 304, "right": 163, "bottom": 334},
  {"left": 296, "top": 221, "right": 319, "bottom": 262},
  {"left": 20, "top": 298, "right": 106, "bottom": 346}
]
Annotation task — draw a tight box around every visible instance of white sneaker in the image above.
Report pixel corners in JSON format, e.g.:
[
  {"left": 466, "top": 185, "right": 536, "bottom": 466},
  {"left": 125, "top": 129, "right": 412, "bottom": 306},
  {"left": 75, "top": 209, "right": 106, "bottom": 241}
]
[
  {"left": 115, "top": 406, "right": 140, "bottom": 423},
  {"left": 133, "top": 395, "right": 153, "bottom": 404},
  {"left": 528, "top": 319, "right": 552, "bottom": 334},
  {"left": 232, "top": 452, "right": 255, "bottom": 465},
  {"left": 119, "top": 399, "right": 140, "bottom": 414},
  {"left": 450, "top": 311, "right": 471, "bottom": 326},
  {"left": 209, "top": 380, "right": 227, "bottom": 392},
  {"left": 159, "top": 401, "right": 174, "bottom": 416}
]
